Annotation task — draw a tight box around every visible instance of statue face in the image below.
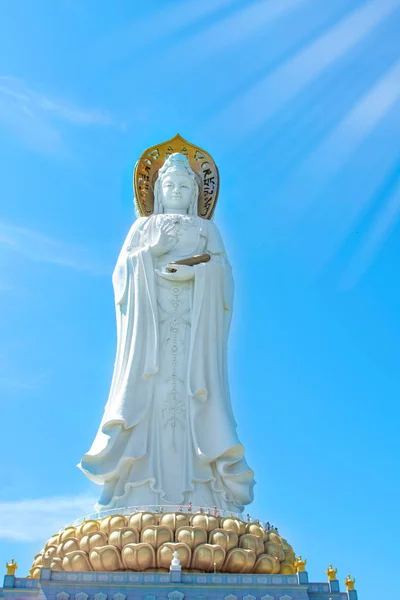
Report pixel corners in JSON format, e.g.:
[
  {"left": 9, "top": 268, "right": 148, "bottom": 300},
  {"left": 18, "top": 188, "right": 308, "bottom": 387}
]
[{"left": 160, "top": 173, "right": 193, "bottom": 212}]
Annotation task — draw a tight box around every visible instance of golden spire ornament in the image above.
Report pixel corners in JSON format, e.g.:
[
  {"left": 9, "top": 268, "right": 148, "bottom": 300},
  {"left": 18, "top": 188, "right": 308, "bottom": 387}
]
[
  {"left": 326, "top": 564, "right": 337, "bottom": 580},
  {"left": 295, "top": 556, "right": 307, "bottom": 572},
  {"left": 344, "top": 574, "right": 356, "bottom": 590},
  {"left": 6, "top": 559, "right": 18, "bottom": 576}
]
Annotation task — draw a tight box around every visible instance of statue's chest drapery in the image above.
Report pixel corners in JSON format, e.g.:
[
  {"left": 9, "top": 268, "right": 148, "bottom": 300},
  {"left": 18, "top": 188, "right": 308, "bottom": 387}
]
[{"left": 142, "top": 214, "right": 206, "bottom": 267}]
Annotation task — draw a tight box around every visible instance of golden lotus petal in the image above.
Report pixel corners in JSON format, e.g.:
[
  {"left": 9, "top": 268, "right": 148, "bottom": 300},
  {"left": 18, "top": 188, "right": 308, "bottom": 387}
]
[
  {"left": 191, "top": 543, "right": 225, "bottom": 571},
  {"left": 109, "top": 527, "right": 140, "bottom": 549},
  {"left": 209, "top": 529, "right": 238, "bottom": 551},
  {"left": 175, "top": 526, "right": 207, "bottom": 548},
  {"left": 190, "top": 513, "right": 220, "bottom": 532},
  {"left": 32, "top": 553, "right": 43, "bottom": 567},
  {"left": 100, "top": 515, "right": 127, "bottom": 534},
  {"left": 121, "top": 543, "right": 156, "bottom": 571},
  {"left": 264, "top": 542, "right": 285, "bottom": 562},
  {"left": 63, "top": 550, "right": 92, "bottom": 572},
  {"left": 90, "top": 545, "right": 123, "bottom": 571},
  {"left": 157, "top": 542, "right": 192, "bottom": 569},
  {"left": 59, "top": 527, "right": 77, "bottom": 542},
  {"left": 223, "top": 548, "right": 256, "bottom": 573},
  {"left": 75, "top": 520, "right": 100, "bottom": 539},
  {"left": 50, "top": 558, "right": 64, "bottom": 571},
  {"left": 128, "top": 512, "right": 158, "bottom": 531},
  {"left": 252, "top": 553, "right": 280, "bottom": 574},
  {"left": 239, "top": 534, "right": 264, "bottom": 556},
  {"left": 281, "top": 539, "right": 294, "bottom": 552},
  {"left": 30, "top": 568, "right": 41, "bottom": 579},
  {"left": 159, "top": 512, "right": 190, "bottom": 531},
  {"left": 280, "top": 561, "right": 296, "bottom": 574},
  {"left": 44, "top": 544, "right": 58, "bottom": 558},
  {"left": 45, "top": 534, "right": 60, "bottom": 549},
  {"left": 56, "top": 538, "right": 80, "bottom": 559},
  {"left": 141, "top": 525, "right": 174, "bottom": 549},
  {"left": 220, "top": 517, "right": 246, "bottom": 536},
  {"left": 80, "top": 531, "right": 108, "bottom": 553},
  {"left": 43, "top": 545, "right": 57, "bottom": 562},
  {"left": 284, "top": 549, "right": 296, "bottom": 564},
  {"left": 246, "top": 523, "right": 266, "bottom": 540},
  {"left": 268, "top": 532, "right": 282, "bottom": 545}
]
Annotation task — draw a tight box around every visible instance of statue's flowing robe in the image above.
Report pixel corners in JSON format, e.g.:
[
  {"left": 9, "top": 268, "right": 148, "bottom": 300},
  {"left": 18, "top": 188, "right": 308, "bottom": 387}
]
[{"left": 79, "top": 215, "right": 254, "bottom": 511}]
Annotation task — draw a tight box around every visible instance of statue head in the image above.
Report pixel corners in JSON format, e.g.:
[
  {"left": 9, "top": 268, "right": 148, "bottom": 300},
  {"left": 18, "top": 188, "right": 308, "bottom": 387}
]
[{"left": 154, "top": 153, "right": 199, "bottom": 214}]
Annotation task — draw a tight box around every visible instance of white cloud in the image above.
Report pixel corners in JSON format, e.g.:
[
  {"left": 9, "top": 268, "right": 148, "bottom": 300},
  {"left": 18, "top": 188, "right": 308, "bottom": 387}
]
[
  {"left": 0, "top": 76, "right": 113, "bottom": 126},
  {"left": 0, "top": 221, "right": 110, "bottom": 275},
  {"left": 0, "top": 496, "right": 96, "bottom": 542},
  {"left": 0, "top": 76, "right": 114, "bottom": 151}
]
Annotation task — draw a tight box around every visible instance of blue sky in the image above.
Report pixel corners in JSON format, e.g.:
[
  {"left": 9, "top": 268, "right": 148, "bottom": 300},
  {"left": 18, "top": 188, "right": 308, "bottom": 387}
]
[{"left": 0, "top": 1, "right": 399, "bottom": 597}]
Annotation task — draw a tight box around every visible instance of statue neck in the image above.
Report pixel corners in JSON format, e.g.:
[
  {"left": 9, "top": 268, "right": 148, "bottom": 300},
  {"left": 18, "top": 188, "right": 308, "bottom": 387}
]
[{"left": 163, "top": 209, "right": 188, "bottom": 215}]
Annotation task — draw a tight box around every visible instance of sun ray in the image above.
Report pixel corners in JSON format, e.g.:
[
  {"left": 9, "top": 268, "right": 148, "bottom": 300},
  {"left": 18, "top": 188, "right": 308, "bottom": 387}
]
[
  {"left": 341, "top": 175, "right": 400, "bottom": 286},
  {"left": 207, "top": 0, "right": 400, "bottom": 141}
]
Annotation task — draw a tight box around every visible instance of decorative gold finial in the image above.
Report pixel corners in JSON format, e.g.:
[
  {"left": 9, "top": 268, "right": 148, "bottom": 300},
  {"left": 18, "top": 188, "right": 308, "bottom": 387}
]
[
  {"left": 6, "top": 559, "right": 18, "bottom": 575},
  {"left": 344, "top": 574, "right": 355, "bottom": 590},
  {"left": 326, "top": 564, "right": 337, "bottom": 581},
  {"left": 295, "top": 556, "right": 307, "bottom": 572}
]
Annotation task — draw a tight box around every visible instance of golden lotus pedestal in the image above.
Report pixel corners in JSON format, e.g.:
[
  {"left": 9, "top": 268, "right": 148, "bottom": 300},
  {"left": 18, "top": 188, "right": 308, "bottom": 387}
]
[{"left": 30, "top": 511, "right": 296, "bottom": 576}]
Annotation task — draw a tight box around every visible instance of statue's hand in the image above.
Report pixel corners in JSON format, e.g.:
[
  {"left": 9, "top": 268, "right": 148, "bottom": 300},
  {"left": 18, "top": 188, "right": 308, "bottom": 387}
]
[
  {"left": 159, "top": 264, "right": 194, "bottom": 281},
  {"left": 150, "top": 222, "right": 177, "bottom": 257}
]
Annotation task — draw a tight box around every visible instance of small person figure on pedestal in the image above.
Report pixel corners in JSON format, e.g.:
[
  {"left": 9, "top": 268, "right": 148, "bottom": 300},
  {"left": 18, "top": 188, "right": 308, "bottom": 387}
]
[
  {"left": 266, "top": 521, "right": 271, "bottom": 530},
  {"left": 200, "top": 506, "right": 204, "bottom": 514},
  {"left": 247, "top": 513, "right": 251, "bottom": 522},
  {"left": 188, "top": 502, "right": 192, "bottom": 513},
  {"left": 178, "top": 506, "right": 183, "bottom": 512}
]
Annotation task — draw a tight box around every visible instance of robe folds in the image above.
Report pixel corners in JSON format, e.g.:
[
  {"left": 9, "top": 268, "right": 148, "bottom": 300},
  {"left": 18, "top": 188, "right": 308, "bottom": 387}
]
[{"left": 79, "top": 215, "right": 254, "bottom": 512}]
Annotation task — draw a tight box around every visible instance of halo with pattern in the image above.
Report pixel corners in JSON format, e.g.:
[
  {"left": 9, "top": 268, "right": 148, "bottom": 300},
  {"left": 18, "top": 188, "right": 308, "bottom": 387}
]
[{"left": 133, "top": 134, "right": 219, "bottom": 219}]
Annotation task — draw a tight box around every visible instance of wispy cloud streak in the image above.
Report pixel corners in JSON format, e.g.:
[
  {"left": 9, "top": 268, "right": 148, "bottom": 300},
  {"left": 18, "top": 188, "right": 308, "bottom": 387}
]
[
  {"left": 0, "top": 76, "right": 113, "bottom": 126},
  {"left": 0, "top": 76, "right": 114, "bottom": 151},
  {"left": 211, "top": 0, "right": 400, "bottom": 139},
  {"left": 0, "top": 496, "right": 96, "bottom": 542},
  {"left": 0, "top": 221, "right": 109, "bottom": 275}
]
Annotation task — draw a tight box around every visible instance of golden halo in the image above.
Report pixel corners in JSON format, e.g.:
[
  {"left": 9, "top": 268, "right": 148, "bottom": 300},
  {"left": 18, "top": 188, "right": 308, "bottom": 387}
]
[{"left": 133, "top": 134, "right": 219, "bottom": 219}]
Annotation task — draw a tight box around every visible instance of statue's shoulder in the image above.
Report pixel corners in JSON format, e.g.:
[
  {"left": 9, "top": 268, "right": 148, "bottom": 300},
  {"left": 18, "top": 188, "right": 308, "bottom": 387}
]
[
  {"left": 128, "top": 215, "right": 151, "bottom": 236},
  {"left": 202, "top": 218, "right": 225, "bottom": 253}
]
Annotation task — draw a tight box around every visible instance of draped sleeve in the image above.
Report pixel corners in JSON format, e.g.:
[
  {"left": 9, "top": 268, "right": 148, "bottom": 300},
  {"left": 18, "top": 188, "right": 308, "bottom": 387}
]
[{"left": 112, "top": 217, "right": 147, "bottom": 306}]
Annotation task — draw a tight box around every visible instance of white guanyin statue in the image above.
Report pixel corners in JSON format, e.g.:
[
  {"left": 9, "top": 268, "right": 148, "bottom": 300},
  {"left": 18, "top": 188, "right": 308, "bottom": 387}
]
[{"left": 79, "top": 136, "right": 255, "bottom": 513}]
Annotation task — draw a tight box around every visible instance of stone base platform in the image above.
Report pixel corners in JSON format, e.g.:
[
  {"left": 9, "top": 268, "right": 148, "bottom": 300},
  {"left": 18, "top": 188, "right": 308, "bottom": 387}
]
[{"left": 1, "top": 568, "right": 358, "bottom": 600}]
